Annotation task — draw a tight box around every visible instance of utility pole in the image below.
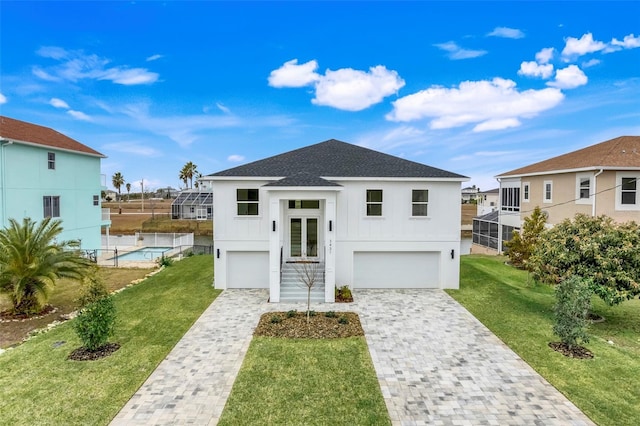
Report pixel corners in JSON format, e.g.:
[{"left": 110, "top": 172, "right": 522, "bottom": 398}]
[{"left": 141, "top": 179, "right": 145, "bottom": 212}]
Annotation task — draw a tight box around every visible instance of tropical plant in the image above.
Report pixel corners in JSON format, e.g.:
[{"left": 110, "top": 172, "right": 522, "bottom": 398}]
[
  {"left": 111, "top": 172, "right": 125, "bottom": 202},
  {"left": 553, "top": 276, "right": 592, "bottom": 349},
  {"left": 505, "top": 206, "right": 547, "bottom": 270},
  {"left": 125, "top": 182, "right": 131, "bottom": 201},
  {"left": 530, "top": 214, "right": 640, "bottom": 306},
  {"left": 179, "top": 161, "right": 198, "bottom": 189},
  {"left": 0, "top": 217, "right": 92, "bottom": 315}
]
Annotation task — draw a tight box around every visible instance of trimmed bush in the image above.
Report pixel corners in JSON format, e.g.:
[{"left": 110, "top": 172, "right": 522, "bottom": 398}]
[
  {"left": 73, "top": 296, "right": 117, "bottom": 351},
  {"left": 553, "top": 276, "right": 592, "bottom": 348}
]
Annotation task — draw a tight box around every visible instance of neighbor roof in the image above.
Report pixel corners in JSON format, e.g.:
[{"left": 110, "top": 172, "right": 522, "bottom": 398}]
[
  {"left": 210, "top": 139, "right": 467, "bottom": 179},
  {"left": 497, "top": 136, "right": 640, "bottom": 177},
  {"left": 0, "top": 115, "right": 104, "bottom": 157}
]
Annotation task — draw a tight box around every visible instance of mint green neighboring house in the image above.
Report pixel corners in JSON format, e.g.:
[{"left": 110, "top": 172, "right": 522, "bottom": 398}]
[{"left": 0, "top": 115, "right": 110, "bottom": 249}]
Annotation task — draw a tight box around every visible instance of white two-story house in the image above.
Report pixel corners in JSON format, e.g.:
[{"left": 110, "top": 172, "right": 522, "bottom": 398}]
[{"left": 202, "top": 139, "right": 468, "bottom": 302}]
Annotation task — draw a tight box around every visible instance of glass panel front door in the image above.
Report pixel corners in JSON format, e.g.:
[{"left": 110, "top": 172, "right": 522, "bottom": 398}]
[{"left": 290, "top": 217, "right": 319, "bottom": 258}]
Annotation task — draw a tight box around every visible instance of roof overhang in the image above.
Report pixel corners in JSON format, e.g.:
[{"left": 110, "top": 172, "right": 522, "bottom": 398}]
[
  {"left": 203, "top": 175, "right": 469, "bottom": 182},
  {"left": 0, "top": 137, "right": 106, "bottom": 158},
  {"left": 495, "top": 166, "right": 640, "bottom": 179}
]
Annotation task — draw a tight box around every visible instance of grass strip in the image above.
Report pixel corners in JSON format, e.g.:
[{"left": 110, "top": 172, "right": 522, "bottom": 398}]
[
  {"left": 447, "top": 255, "right": 640, "bottom": 426},
  {"left": 0, "top": 255, "right": 219, "bottom": 425},
  {"left": 219, "top": 336, "right": 391, "bottom": 425}
]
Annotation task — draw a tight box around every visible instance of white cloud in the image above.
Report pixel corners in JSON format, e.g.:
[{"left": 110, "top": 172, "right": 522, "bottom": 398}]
[
  {"left": 386, "top": 78, "right": 564, "bottom": 132},
  {"left": 434, "top": 41, "right": 487, "bottom": 60},
  {"left": 67, "top": 110, "right": 92, "bottom": 121},
  {"left": 216, "top": 103, "right": 230, "bottom": 114},
  {"left": 611, "top": 34, "right": 640, "bottom": 49},
  {"left": 146, "top": 54, "right": 163, "bottom": 62},
  {"left": 269, "top": 60, "right": 404, "bottom": 111},
  {"left": 227, "top": 154, "right": 245, "bottom": 162},
  {"left": 561, "top": 33, "right": 606, "bottom": 58},
  {"left": 488, "top": 27, "right": 525, "bottom": 39},
  {"left": 518, "top": 61, "right": 554, "bottom": 79},
  {"left": 535, "top": 47, "right": 555, "bottom": 64},
  {"left": 0, "top": 93, "right": 6, "bottom": 104},
  {"left": 312, "top": 66, "right": 405, "bottom": 111},
  {"left": 547, "top": 65, "right": 588, "bottom": 89},
  {"left": 582, "top": 59, "right": 601, "bottom": 68},
  {"left": 102, "top": 142, "right": 161, "bottom": 157},
  {"left": 268, "top": 59, "right": 320, "bottom": 88},
  {"left": 49, "top": 98, "right": 69, "bottom": 109},
  {"left": 33, "top": 46, "right": 159, "bottom": 85}
]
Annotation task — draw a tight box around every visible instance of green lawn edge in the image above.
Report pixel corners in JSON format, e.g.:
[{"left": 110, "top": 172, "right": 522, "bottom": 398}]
[
  {"left": 447, "top": 255, "right": 640, "bottom": 426},
  {"left": 219, "top": 336, "right": 391, "bottom": 426},
  {"left": 0, "top": 255, "right": 220, "bottom": 425}
]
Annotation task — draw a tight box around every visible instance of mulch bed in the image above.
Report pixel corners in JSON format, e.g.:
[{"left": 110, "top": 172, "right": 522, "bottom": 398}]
[
  {"left": 548, "top": 342, "right": 594, "bottom": 359},
  {"left": 0, "top": 305, "right": 57, "bottom": 322},
  {"left": 255, "top": 311, "right": 363, "bottom": 338},
  {"left": 68, "top": 343, "right": 121, "bottom": 361}
]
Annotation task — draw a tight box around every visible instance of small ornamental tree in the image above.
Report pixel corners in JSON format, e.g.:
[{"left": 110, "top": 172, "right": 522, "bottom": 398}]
[
  {"left": 530, "top": 214, "right": 640, "bottom": 306},
  {"left": 73, "top": 295, "right": 116, "bottom": 351},
  {"left": 553, "top": 276, "right": 592, "bottom": 349},
  {"left": 505, "top": 206, "right": 547, "bottom": 270},
  {"left": 295, "top": 261, "right": 321, "bottom": 323}
]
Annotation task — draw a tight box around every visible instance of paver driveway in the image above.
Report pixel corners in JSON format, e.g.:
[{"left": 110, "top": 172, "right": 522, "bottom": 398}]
[{"left": 112, "top": 289, "right": 594, "bottom": 425}]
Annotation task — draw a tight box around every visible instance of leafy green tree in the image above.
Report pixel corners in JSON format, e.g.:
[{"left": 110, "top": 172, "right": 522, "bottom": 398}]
[
  {"left": 530, "top": 214, "right": 640, "bottom": 306},
  {"left": 0, "top": 217, "right": 92, "bottom": 315},
  {"left": 553, "top": 276, "right": 592, "bottom": 349},
  {"left": 505, "top": 206, "right": 547, "bottom": 270},
  {"left": 74, "top": 296, "right": 116, "bottom": 351}
]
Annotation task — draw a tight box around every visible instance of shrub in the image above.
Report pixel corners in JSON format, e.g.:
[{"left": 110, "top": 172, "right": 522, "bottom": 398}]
[
  {"left": 505, "top": 206, "right": 546, "bottom": 270},
  {"left": 286, "top": 310, "right": 297, "bottom": 318},
  {"left": 325, "top": 311, "right": 336, "bottom": 318},
  {"left": 338, "top": 316, "right": 349, "bottom": 325},
  {"left": 73, "top": 296, "right": 117, "bottom": 351},
  {"left": 156, "top": 255, "right": 174, "bottom": 267},
  {"left": 76, "top": 273, "right": 109, "bottom": 307},
  {"left": 337, "top": 285, "right": 352, "bottom": 299},
  {"left": 308, "top": 310, "right": 316, "bottom": 317},
  {"left": 553, "top": 276, "right": 592, "bottom": 348},
  {"left": 270, "top": 315, "right": 282, "bottom": 324}
]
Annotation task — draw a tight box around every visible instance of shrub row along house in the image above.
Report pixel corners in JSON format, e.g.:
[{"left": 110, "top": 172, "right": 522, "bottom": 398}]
[
  {"left": 202, "top": 139, "right": 468, "bottom": 303},
  {"left": 473, "top": 135, "right": 640, "bottom": 254},
  {"left": 0, "top": 116, "right": 109, "bottom": 249}
]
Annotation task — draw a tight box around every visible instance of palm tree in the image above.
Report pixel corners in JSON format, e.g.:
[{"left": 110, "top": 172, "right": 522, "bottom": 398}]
[
  {"left": 180, "top": 161, "right": 198, "bottom": 189},
  {"left": 112, "top": 172, "right": 125, "bottom": 213},
  {"left": 194, "top": 172, "right": 202, "bottom": 189},
  {"left": 0, "top": 217, "right": 92, "bottom": 315},
  {"left": 179, "top": 166, "right": 188, "bottom": 189},
  {"left": 125, "top": 182, "right": 131, "bottom": 201}
]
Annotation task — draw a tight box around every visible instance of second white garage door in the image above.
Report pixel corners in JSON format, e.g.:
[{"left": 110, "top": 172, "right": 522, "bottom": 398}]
[
  {"left": 353, "top": 251, "right": 440, "bottom": 288},
  {"left": 227, "top": 251, "right": 269, "bottom": 288}
]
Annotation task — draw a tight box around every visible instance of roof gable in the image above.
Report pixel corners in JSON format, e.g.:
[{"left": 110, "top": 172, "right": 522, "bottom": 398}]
[
  {"left": 0, "top": 115, "right": 104, "bottom": 157},
  {"left": 498, "top": 136, "right": 640, "bottom": 177},
  {"left": 210, "top": 139, "right": 466, "bottom": 179},
  {"left": 263, "top": 172, "right": 342, "bottom": 187}
]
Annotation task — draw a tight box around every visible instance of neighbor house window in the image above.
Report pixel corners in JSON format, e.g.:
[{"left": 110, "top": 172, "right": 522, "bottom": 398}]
[
  {"left": 48, "top": 152, "right": 55, "bottom": 170},
  {"left": 579, "top": 178, "right": 590, "bottom": 199},
  {"left": 522, "top": 183, "right": 530, "bottom": 202},
  {"left": 411, "top": 190, "right": 429, "bottom": 216},
  {"left": 93, "top": 195, "right": 99, "bottom": 206},
  {"left": 43, "top": 196, "right": 60, "bottom": 218},
  {"left": 543, "top": 181, "right": 553, "bottom": 203},
  {"left": 237, "top": 189, "right": 259, "bottom": 215},
  {"left": 500, "top": 187, "right": 520, "bottom": 212},
  {"left": 621, "top": 177, "right": 637, "bottom": 205},
  {"left": 366, "top": 189, "right": 383, "bottom": 216}
]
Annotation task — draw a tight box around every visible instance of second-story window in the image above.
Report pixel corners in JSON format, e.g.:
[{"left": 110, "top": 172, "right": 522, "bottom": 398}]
[
  {"left": 412, "top": 190, "right": 429, "bottom": 216},
  {"left": 237, "top": 189, "right": 259, "bottom": 215},
  {"left": 366, "top": 189, "right": 383, "bottom": 216},
  {"left": 48, "top": 152, "right": 56, "bottom": 170},
  {"left": 501, "top": 187, "right": 520, "bottom": 212}
]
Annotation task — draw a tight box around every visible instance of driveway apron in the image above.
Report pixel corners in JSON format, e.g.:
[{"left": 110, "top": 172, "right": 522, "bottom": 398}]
[
  {"left": 357, "top": 289, "right": 594, "bottom": 426},
  {"left": 112, "top": 288, "right": 594, "bottom": 425}
]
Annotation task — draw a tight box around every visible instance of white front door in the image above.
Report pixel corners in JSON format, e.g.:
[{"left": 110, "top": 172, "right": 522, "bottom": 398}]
[{"left": 289, "top": 217, "right": 319, "bottom": 258}]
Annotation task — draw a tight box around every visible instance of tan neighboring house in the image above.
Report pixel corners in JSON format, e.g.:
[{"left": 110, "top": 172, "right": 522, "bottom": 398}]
[
  {"left": 472, "top": 136, "right": 640, "bottom": 254},
  {"left": 477, "top": 187, "right": 499, "bottom": 216}
]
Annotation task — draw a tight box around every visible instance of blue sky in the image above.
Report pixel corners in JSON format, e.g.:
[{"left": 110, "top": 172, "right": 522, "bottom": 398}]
[{"left": 2, "top": 1, "right": 639, "bottom": 193}]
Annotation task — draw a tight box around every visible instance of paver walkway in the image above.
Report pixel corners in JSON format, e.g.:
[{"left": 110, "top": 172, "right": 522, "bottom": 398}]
[{"left": 112, "top": 289, "right": 594, "bottom": 425}]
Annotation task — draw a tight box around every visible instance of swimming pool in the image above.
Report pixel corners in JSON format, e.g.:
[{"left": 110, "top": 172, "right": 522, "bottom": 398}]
[{"left": 115, "top": 247, "right": 172, "bottom": 261}]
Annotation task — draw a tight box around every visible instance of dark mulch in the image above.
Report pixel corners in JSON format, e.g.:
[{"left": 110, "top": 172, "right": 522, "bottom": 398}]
[
  {"left": 68, "top": 343, "right": 121, "bottom": 361},
  {"left": 548, "top": 342, "right": 594, "bottom": 359},
  {"left": 255, "top": 311, "right": 363, "bottom": 338},
  {"left": 335, "top": 294, "right": 354, "bottom": 303},
  {"left": 0, "top": 305, "right": 57, "bottom": 322}
]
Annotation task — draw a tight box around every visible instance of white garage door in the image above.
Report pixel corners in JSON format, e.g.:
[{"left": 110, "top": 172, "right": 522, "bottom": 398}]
[
  {"left": 353, "top": 251, "right": 440, "bottom": 288},
  {"left": 227, "top": 251, "right": 269, "bottom": 288}
]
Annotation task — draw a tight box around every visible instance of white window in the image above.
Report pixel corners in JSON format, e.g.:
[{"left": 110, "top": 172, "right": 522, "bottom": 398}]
[
  {"left": 366, "top": 189, "right": 383, "bottom": 216},
  {"left": 501, "top": 187, "right": 520, "bottom": 212},
  {"left": 43, "top": 196, "right": 60, "bottom": 217},
  {"left": 411, "top": 190, "right": 429, "bottom": 216},
  {"left": 47, "top": 152, "right": 55, "bottom": 170},
  {"left": 522, "top": 182, "right": 530, "bottom": 202},
  {"left": 616, "top": 173, "right": 640, "bottom": 210},
  {"left": 543, "top": 181, "right": 553, "bottom": 203},
  {"left": 237, "top": 189, "right": 259, "bottom": 215},
  {"left": 575, "top": 173, "right": 592, "bottom": 204}
]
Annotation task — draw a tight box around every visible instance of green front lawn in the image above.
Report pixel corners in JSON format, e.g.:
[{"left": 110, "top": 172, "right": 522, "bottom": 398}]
[
  {"left": 219, "top": 337, "right": 391, "bottom": 426},
  {"left": 448, "top": 255, "right": 640, "bottom": 426},
  {"left": 0, "top": 255, "right": 219, "bottom": 425}
]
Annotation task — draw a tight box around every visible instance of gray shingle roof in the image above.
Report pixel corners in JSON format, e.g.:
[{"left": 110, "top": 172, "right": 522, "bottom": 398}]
[
  {"left": 263, "top": 172, "right": 342, "bottom": 187},
  {"left": 209, "top": 139, "right": 466, "bottom": 179}
]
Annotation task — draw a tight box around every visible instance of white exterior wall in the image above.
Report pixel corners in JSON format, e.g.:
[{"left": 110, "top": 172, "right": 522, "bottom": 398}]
[{"left": 210, "top": 177, "right": 463, "bottom": 299}]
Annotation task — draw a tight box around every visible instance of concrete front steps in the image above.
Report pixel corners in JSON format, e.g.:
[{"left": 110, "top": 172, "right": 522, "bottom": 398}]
[{"left": 280, "top": 261, "right": 325, "bottom": 303}]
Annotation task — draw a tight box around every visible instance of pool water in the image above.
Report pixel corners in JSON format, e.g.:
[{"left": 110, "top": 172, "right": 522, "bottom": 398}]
[{"left": 115, "top": 247, "right": 172, "bottom": 261}]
